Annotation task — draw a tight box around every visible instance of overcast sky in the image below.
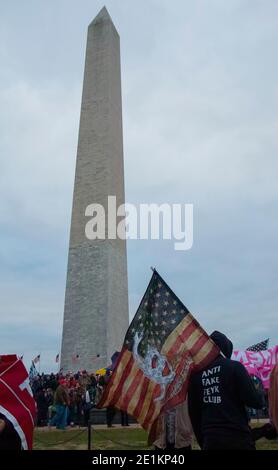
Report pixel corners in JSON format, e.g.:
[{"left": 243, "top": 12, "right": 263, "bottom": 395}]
[{"left": 1, "top": 0, "right": 278, "bottom": 372}]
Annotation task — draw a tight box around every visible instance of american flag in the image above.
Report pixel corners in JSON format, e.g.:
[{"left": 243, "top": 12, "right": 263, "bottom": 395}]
[
  {"left": 98, "top": 269, "right": 219, "bottom": 443},
  {"left": 33, "top": 354, "right": 40, "bottom": 364},
  {"left": 29, "top": 361, "right": 38, "bottom": 380},
  {"left": 247, "top": 339, "right": 269, "bottom": 352}
]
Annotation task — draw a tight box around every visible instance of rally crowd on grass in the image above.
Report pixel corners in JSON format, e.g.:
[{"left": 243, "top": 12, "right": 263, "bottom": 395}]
[
  {"left": 30, "top": 370, "right": 265, "bottom": 429},
  {"left": 30, "top": 368, "right": 269, "bottom": 431},
  {"left": 2, "top": 270, "right": 276, "bottom": 450},
  {"left": 30, "top": 369, "right": 128, "bottom": 429},
  {"left": 29, "top": 332, "right": 278, "bottom": 451},
  {"left": 1, "top": 331, "right": 278, "bottom": 450}
]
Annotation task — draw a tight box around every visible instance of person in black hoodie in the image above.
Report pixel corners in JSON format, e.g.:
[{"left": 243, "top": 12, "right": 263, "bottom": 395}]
[{"left": 188, "top": 331, "right": 263, "bottom": 450}]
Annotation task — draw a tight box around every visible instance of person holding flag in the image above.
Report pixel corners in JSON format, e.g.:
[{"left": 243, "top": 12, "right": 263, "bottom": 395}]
[
  {"left": 98, "top": 269, "right": 219, "bottom": 444},
  {"left": 188, "top": 331, "right": 263, "bottom": 450}
]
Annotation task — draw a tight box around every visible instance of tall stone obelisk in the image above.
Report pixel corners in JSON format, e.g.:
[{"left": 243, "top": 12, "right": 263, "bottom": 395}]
[{"left": 61, "top": 7, "right": 129, "bottom": 372}]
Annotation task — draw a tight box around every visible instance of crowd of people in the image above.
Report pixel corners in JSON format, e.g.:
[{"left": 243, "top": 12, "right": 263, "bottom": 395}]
[
  {"left": 1, "top": 331, "right": 278, "bottom": 450},
  {"left": 29, "top": 331, "right": 278, "bottom": 452},
  {"left": 30, "top": 369, "right": 125, "bottom": 429}
]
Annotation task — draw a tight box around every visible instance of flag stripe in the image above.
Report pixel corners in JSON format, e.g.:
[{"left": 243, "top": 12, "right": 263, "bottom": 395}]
[
  {"left": 117, "top": 361, "right": 140, "bottom": 405},
  {"left": 117, "top": 367, "right": 143, "bottom": 411},
  {"left": 100, "top": 349, "right": 131, "bottom": 407},
  {"left": 126, "top": 372, "right": 147, "bottom": 415},
  {"left": 110, "top": 352, "right": 135, "bottom": 405},
  {"left": 189, "top": 333, "right": 209, "bottom": 358},
  {"left": 136, "top": 379, "right": 157, "bottom": 425},
  {"left": 142, "top": 383, "right": 161, "bottom": 430},
  {"left": 132, "top": 376, "right": 151, "bottom": 420},
  {"left": 194, "top": 341, "right": 218, "bottom": 370},
  {"left": 171, "top": 322, "right": 199, "bottom": 357},
  {"left": 174, "top": 327, "right": 205, "bottom": 359},
  {"left": 162, "top": 315, "right": 194, "bottom": 356}
]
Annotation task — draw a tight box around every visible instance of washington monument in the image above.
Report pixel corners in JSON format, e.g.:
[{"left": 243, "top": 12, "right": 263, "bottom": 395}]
[{"left": 61, "top": 7, "right": 129, "bottom": 372}]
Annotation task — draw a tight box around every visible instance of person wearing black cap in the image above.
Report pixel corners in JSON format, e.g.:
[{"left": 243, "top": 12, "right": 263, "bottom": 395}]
[{"left": 188, "top": 331, "right": 263, "bottom": 450}]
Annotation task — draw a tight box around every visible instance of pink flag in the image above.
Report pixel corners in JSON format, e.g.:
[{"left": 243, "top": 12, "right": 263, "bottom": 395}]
[{"left": 232, "top": 345, "right": 278, "bottom": 389}]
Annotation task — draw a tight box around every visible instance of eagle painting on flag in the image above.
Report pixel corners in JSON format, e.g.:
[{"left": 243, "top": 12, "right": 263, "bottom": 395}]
[{"left": 98, "top": 269, "right": 219, "bottom": 443}]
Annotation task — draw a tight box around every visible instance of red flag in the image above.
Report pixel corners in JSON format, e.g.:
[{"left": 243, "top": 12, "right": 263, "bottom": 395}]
[{"left": 0, "top": 355, "right": 36, "bottom": 449}]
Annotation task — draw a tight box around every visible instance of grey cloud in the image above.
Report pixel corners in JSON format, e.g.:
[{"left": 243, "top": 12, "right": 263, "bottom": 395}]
[{"left": 0, "top": 0, "right": 277, "bottom": 370}]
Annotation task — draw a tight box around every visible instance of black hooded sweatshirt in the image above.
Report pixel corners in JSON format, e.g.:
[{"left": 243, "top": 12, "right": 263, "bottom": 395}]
[{"left": 188, "top": 331, "right": 263, "bottom": 450}]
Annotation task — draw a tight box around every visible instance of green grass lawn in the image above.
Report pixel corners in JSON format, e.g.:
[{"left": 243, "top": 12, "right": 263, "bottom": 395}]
[{"left": 33, "top": 425, "right": 278, "bottom": 450}]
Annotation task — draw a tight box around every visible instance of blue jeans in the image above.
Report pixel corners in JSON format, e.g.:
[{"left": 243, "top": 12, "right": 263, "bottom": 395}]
[{"left": 50, "top": 405, "right": 68, "bottom": 430}]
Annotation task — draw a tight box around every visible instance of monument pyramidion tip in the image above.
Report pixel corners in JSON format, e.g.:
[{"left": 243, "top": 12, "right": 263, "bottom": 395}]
[{"left": 90, "top": 6, "right": 114, "bottom": 27}]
